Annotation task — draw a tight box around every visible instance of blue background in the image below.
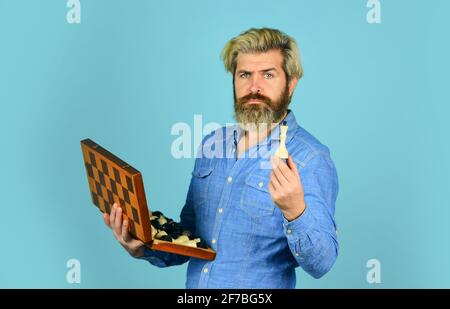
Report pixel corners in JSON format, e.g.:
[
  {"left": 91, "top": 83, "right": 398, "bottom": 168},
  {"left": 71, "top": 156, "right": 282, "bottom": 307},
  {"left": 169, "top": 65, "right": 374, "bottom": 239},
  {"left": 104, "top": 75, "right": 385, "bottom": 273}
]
[{"left": 0, "top": 0, "right": 449, "bottom": 288}]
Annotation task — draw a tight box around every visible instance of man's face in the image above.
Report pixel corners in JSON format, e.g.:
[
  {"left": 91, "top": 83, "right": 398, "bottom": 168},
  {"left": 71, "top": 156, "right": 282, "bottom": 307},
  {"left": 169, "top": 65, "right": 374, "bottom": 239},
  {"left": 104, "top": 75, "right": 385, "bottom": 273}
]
[{"left": 233, "top": 49, "right": 297, "bottom": 131}]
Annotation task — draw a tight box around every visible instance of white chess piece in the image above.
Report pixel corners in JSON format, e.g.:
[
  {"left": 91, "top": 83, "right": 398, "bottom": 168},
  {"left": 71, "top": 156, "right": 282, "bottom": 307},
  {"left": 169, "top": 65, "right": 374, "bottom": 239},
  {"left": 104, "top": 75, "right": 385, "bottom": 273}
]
[{"left": 275, "top": 121, "right": 289, "bottom": 159}]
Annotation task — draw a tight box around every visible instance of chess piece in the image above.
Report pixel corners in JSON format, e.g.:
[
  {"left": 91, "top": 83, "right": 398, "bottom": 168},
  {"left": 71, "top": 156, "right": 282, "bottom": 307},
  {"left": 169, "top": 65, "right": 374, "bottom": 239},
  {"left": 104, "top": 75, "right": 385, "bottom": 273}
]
[
  {"left": 151, "top": 225, "right": 157, "bottom": 237},
  {"left": 184, "top": 238, "right": 201, "bottom": 248},
  {"left": 160, "top": 235, "right": 173, "bottom": 242},
  {"left": 155, "top": 230, "right": 168, "bottom": 238},
  {"left": 275, "top": 121, "right": 289, "bottom": 159},
  {"left": 149, "top": 209, "right": 212, "bottom": 250},
  {"left": 173, "top": 235, "right": 190, "bottom": 244}
]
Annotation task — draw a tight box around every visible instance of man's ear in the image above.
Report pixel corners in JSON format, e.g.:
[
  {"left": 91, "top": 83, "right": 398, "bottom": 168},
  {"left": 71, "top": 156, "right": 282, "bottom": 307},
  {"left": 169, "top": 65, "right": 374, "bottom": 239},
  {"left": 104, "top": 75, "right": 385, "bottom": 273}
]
[{"left": 288, "top": 78, "right": 299, "bottom": 97}]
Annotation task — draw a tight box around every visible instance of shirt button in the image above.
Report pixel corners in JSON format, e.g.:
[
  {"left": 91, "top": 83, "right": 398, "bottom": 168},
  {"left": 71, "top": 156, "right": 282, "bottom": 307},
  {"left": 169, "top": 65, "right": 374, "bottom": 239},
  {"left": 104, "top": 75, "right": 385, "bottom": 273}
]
[
  {"left": 295, "top": 253, "right": 300, "bottom": 257},
  {"left": 211, "top": 239, "right": 216, "bottom": 244},
  {"left": 287, "top": 229, "right": 292, "bottom": 235},
  {"left": 258, "top": 181, "right": 264, "bottom": 188},
  {"left": 203, "top": 268, "right": 208, "bottom": 273},
  {"left": 218, "top": 208, "right": 223, "bottom": 213},
  {"left": 232, "top": 148, "right": 236, "bottom": 153},
  {"left": 227, "top": 176, "right": 232, "bottom": 183}
]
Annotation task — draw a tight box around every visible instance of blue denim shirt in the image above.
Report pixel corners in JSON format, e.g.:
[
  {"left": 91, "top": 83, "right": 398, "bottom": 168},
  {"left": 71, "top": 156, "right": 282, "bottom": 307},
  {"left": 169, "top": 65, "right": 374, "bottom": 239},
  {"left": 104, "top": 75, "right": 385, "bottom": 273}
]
[{"left": 139, "top": 110, "right": 339, "bottom": 288}]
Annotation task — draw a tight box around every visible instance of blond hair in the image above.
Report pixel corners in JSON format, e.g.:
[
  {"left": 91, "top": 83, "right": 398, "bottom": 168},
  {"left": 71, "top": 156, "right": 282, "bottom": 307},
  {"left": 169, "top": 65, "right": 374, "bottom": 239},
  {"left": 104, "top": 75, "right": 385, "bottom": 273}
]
[{"left": 221, "top": 28, "right": 303, "bottom": 82}]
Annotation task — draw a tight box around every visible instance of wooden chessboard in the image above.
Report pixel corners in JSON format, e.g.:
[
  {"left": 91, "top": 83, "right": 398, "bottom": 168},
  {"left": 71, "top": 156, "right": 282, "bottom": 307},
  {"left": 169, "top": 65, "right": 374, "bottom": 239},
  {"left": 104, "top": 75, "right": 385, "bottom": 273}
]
[{"left": 81, "top": 138, "right": 216, "bottom": 261}]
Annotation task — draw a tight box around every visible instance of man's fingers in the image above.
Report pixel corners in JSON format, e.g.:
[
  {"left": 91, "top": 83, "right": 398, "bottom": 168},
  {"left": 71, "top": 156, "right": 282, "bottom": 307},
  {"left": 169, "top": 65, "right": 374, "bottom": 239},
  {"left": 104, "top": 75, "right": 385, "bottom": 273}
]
[
  {"left": 275, "top": 163, "right": 290, "bottom": 184},
  {"left": 110, "top": 203, "right": 117, "bottom": 227},
  {"left": 122, "top": 218, "right": 146, "bottom": 255},
  {"left": 103, "top": 213, "right": 111, "bottom": 228},
  {"left": 270, "top": 171, "right": 281, "bottom": 191},
  {"left": 114, "top": 206, "right": 123, "bottom": 234},
  {"left": 268, "top": 181, "right": 276, "bottom": 196},
  {"left": 122, "top": 217, "right": 131, "bottom": 242},
  {"left": 287, "top": 156, "right": 300, "bottom": 178},
  {"left": 271, "top": 156, "right": 289, "bottom": 185},
  {"left": 273, "top": 166, "right": 288, "bottom": 186},
  {"left": 276, "top": 157, "right": 296, "bottom": 182},
  {"left": 129, "top": 239, "right": 145, "bottom": 255}
]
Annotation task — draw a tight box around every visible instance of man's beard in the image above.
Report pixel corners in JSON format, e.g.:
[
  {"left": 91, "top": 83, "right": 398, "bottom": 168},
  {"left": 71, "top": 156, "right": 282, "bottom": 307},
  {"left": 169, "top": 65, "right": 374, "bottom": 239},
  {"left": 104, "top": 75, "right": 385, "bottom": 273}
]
[{"left": 234, "top": 83, "right": 291, "bottom": 132}]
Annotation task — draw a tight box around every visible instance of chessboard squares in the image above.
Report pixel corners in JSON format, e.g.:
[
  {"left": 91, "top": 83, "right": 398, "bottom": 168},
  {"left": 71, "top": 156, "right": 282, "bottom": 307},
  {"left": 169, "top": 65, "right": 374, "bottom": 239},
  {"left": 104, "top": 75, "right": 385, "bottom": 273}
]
[
  {"left": 131, "top": 207, "right": 140, "bottom": 224},
  {"left": 128, "top": 219, "right": 137, "bottom": 236},
  {"left": 100, "top": 159, "right": 109, "bottom": 176},
  {"left": 110, "top": 166, "right": 134, "bottom": 193},
  {"left": 91, "top": 191, "right": 100, "bottom": 208},
  {"left": 113, "top": 167, "right": 121, "bottom": 185},
  {"left": 95, "top": 181, "right": 103, "bottom": 198},
  {"left": 88, "top": 151, "right": 97, "bottom": 168},
  {"left": 98, "top": 170, "right": 106, "bottom": 186},
  {"left": 91, "top": 177, "right": 114, "bottom": 207},
  {"left": 88, "top": 164, "right": 133, "bottom": 205},
  {"left": 85, "top": 163, "right": 94, "bottom": 178},
  {"left": 125, "top": 175, "right": 134, "bottom": 193},
  {"left": 109, "top": 178, "right": 118, "bottom": 195},
  {"left": 122, "top": 187, "right": 130, "bottom": 204},
  {"left": 102, "top": 198, "right": 111, "bottom": 214},
  {"left": 118, "top": 198, "right": 126, "bottom": 210},
  {"left": 107, "top": 188, "right": 114, "bottom": 205},
  {"left": 91, "top": 191, "right": 111, "bottom": 214}
]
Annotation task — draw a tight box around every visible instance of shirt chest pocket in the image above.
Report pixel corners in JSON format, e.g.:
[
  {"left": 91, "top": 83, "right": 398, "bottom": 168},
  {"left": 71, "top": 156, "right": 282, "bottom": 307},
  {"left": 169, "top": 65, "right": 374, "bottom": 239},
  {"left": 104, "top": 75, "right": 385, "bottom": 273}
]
[
  {"left": 240, "top": 172, "right": 276, "bottom": 219},
  {"left": 190, "top": 166, "right": 214, "bottom": 207}
]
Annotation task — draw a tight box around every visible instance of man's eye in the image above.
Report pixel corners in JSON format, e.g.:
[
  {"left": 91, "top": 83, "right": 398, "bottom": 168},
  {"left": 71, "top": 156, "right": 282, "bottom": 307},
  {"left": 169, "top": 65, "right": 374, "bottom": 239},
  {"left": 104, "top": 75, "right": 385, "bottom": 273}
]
[
  {"left": 264, "top": 73, "right": 273, "bottom": 79},
  {"left": 239, "top": 73, "right": 249, "bottom": 78}
]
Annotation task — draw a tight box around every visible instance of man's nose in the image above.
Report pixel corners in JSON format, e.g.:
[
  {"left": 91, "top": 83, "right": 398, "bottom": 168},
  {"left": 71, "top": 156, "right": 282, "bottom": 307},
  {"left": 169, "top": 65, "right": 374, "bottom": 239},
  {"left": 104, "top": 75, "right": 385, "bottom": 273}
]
[{"left": 249, "top": 75, "right": 262, "bottom": 94}]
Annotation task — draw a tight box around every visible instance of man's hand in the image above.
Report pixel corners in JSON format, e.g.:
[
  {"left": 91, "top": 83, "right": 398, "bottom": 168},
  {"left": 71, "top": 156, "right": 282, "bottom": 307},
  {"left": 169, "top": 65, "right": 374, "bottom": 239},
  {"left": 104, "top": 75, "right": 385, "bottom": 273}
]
[
  {"left": 103, "top": 203, "right": 146, "bottom": 258},
  {"left": 269, "top": 155, "right": 306, "bottom": 221}
]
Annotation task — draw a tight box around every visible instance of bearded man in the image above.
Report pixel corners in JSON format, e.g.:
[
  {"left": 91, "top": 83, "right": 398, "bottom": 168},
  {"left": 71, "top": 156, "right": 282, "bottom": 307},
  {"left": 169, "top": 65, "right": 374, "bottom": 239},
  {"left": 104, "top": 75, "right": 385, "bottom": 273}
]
[{"left": 103, "top": 28, "right": 339, "bottom": 288}]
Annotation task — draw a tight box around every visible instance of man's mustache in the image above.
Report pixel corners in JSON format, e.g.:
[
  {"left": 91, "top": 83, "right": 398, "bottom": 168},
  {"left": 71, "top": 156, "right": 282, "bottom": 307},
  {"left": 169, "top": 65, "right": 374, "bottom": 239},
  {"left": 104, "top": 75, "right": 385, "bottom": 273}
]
[{"left": 237, "top": 93, "right": 272, "bottom": 105}]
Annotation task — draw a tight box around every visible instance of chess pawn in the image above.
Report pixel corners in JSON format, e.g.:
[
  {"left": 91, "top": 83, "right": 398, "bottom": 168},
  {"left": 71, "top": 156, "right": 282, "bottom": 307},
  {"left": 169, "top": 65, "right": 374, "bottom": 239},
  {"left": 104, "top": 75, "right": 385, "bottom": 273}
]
[{"left": 275, "top": 122, "right": 289, "bottom": 159}]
